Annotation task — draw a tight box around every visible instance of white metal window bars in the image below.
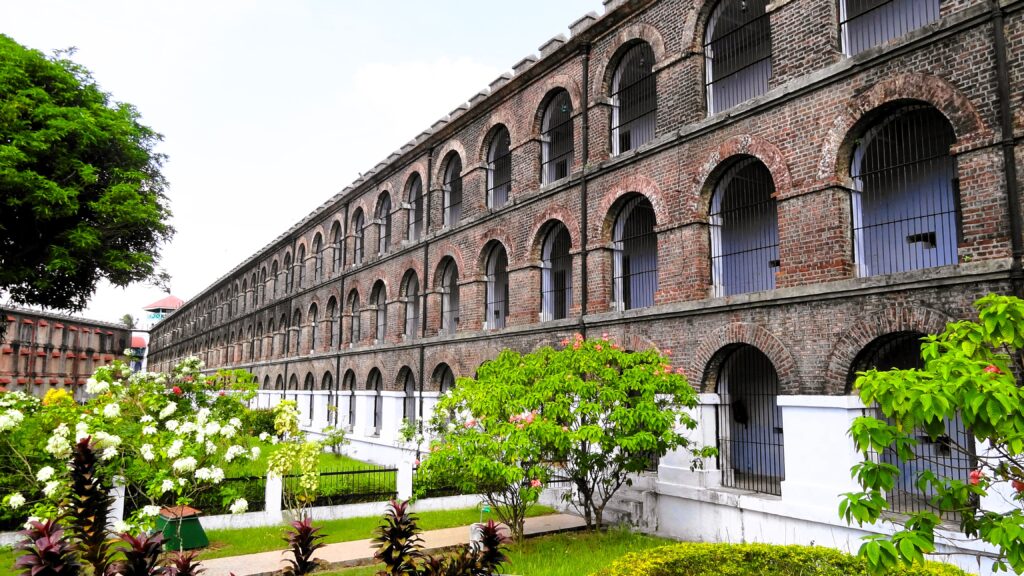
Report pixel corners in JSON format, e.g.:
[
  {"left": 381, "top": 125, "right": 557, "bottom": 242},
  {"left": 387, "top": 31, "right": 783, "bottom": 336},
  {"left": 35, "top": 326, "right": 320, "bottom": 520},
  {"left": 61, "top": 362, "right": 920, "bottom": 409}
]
[
  {"left": 372, "top": 282, "right": 387, "bottom": 344},
  {"left": 348, "top": 291, "right": 361, "bottom": 346},
  {"left": 377, "top": 193, "right": 392, "bottom": 256},
  {"left": 611, "top": 42, "right": 657, "bottom": 156},
  {"left": 352, "top": 210, "right": 365, "bottom": 266},
  {"left": 485, "top": 244, "right": 509, "bottom": 330},
  {"left": 404, "top": 273, "right": 420, "bottom": 340},
  {"left": 370, "top": 370, "right": 383, "bottom": 437},
  {"left": 612, "top": 196, "right": 658, "bottom": 311},
  {"left": 487, "top": 127, "right": 512, "bottom": 210},
  {"left": 541, "top": 91, "right": 574, "bottom": 184},
  {"left": 403, "top": 369, "right": 417, "bottom": 424},
  {"left": 407, "top": 175, "right": 424, "bottom": 241},
  {"left": 440, "top": 260, "right": 460, "bottom": 335},
  {"left": 840, "top": 0, "right": 940, "bottom": 57},
  {"left": 443, "top": 156, "right": 463, "bottom": 228},
  {"left": 541, "top": 224, "right": 573, "bottom": 321},
  {"left": 705, "top": 0, "right": 772, "bottom": 115}
]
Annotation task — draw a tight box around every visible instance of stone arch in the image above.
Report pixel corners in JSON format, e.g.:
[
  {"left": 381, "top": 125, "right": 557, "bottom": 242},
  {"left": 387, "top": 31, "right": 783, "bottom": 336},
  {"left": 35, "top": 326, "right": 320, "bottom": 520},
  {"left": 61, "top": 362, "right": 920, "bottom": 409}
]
[
  {"left": 481, "top": 111, "right": 521, "bottom": 159},
  {"left": 691, "top": 322, "right": 799, "bottom": 393},
  {"left": 596, "top": 22, "right": 669, "bottom": 95},
  {"left": 433, "top": 140, "right": 468, "bottom": 188},
  {"left": 430, "top": 242, "right": 466, "bottom": 286},
  {"left": 530, "top": 77, "right": 585, "bottom": 136},
  {"left": 596, "top": 175, "right": 668, "bottom": 243},
  {"left": 682, "top": 0, "right": 731, "bottom": 52},
  {"left": 528, "top": 207, "right": 582, "bottom": 260},
  {"left": 476, "top": 228, "right": 517, "bottom": 271},
  {"left": 824, "top": 304, "right": 954, "bottom": 395},
  {"left": 399, "top": 161, "right": 428, "bottom": 193},
  {"left": 817, "top": 73, "right": 991, "bottom": 183},
  {"left": 692, "top": 135, "right": 792, "bottom": 216}
]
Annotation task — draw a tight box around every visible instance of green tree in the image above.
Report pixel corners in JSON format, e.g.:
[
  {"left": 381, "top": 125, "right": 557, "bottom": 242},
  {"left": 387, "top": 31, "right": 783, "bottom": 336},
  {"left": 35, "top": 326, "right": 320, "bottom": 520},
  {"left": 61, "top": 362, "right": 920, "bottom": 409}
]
[
  {"left": 0, "top": 35, "right": 173, "bottom": 312},
  {"left": 421, "top": 334, "right": 710, "bottom": 532},
  {"left": 841, "top": 294, "right": 1024, "bottom": 574},
  {"left": 121, "top": 314, "right": 136, "bottom": 329}
]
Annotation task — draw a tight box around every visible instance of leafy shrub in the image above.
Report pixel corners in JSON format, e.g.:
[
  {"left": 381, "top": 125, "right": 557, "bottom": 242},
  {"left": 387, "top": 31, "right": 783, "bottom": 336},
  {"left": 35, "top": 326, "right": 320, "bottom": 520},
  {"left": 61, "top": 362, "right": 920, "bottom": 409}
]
[
  {"left": 592, "top": 542, "right": 968, "bottom": 576},
  {"left": 240, "top": 408, "right": 276, "bottom": 437}
]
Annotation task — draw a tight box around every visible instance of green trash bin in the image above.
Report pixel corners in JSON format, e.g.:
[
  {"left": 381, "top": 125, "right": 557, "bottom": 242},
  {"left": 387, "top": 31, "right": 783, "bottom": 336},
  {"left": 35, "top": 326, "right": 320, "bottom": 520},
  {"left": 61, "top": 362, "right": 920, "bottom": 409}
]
[{"left": 157, "top": 506, "right": 209, "bottom": 551}]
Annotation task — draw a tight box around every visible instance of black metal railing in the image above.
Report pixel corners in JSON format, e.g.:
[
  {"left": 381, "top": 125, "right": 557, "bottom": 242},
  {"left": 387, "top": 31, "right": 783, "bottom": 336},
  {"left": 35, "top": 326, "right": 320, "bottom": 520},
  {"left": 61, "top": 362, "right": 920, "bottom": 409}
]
[
  {"left": 542, "top": 245, "right": 572, "bottom": 321},
  {"left": 705, "top": 2, "right": 771, "bottom": 114},
  {"left": 709, "top": 158, "right": 779, "bottom": 296},
  {"left": 285, "top": 465, "right": 397, "bottom": 507},
  {"left": 716, "top": 345, "right": 785, "bottom": 496},
  {"left": 413, "top": 467, "right": 468, "bottom": 499},
  {"left": 611, "top": 42, "right": 656, "bottom": 155},
  {"left": 841, "top": 0, "right": 940, "bottom": 56}
]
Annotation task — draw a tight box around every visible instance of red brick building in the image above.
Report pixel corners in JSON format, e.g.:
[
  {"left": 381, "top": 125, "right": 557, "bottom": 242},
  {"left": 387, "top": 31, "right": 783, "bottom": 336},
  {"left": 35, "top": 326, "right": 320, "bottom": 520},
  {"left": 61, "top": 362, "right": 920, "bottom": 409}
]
[
  {"left": 1, "top": 307, "right": 131, "bottom": 398},
  {"left": 148, "top": 1, "right": 1023, "bottom": 569}
]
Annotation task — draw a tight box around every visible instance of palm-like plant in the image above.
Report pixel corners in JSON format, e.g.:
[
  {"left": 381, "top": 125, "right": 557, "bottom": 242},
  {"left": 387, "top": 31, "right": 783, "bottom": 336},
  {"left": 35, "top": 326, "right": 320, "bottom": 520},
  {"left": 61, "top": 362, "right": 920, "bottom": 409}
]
[
  {"left": 66, "top": 437, "right": 113, "bottom": 576},
  {"left": 372, "top": 500, "right": 423, "bottom": 575},
  {"left": 282, "top": 517, "right": 325, "bottom": 576},
  {"left": 14, "top": 519, "right": 80, "bottom": 576}
]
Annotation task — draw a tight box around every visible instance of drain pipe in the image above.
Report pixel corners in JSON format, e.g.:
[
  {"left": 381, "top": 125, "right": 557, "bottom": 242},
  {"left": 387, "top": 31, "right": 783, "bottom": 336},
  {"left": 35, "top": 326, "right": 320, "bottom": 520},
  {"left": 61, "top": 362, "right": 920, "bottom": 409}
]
[
  {"left": 418, "top": 145, "right": 435, "bottom": 460},
  {"left": 989, "top": 0, "right": 1024, "bottom": 295},
  {"left": 578, "top": 43, "right": 592, "bottom": 339}
]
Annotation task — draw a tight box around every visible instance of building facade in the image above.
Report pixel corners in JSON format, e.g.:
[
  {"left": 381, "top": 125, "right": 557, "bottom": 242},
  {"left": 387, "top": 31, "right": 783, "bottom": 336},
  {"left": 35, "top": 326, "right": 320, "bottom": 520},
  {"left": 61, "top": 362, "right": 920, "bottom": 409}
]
[
  {"left": 1, "top": 307, "right": 131, "bottom": 399},
  {"left": 148, "top": 0, "right": 1024, "bottom": 571}
]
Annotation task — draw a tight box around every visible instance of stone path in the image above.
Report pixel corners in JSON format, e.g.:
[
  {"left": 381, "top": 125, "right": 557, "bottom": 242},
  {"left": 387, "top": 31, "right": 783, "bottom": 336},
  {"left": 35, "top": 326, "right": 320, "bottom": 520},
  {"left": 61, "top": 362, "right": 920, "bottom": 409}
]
[{"left": 201, "top": 513, "right": 587, "bottom": 576}]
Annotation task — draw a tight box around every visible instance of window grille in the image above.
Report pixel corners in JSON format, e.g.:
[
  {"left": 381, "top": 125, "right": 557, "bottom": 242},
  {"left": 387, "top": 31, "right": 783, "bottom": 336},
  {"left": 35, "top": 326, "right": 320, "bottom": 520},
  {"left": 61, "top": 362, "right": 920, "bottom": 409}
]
[
  {"left": 541, "top": 91, "right": 574, "bottom": 184},
  {"left": 304, "top": 373, "right": 315, "bottom": 421},
  {"left": 352, "top": 210, "right": 365, "bottom": 266},
  {"left": 841, "top": 0, "right": 940, "bottom": 56},
  {"left": 348, "top": 291, "right": 361, "bottom": 345},
  {"left": 851, "top": 105, "right": 959, "bottom": 277},
  {"left": 402, "top": 369, "right": 417, "bottom": 423},
  {"left": 613, "top": 196, "right": 658, "bottom": 311},
  {"left": 377, "top": 193, "right": 392, "bottom": 255},
  {"left": 326, "top": 298, "right": 337, "bottom": 348},
  {"left": 404, "top": 273, "right": 420, "bottom": 339},
  {"left": 370, "top": 370, "right": 383, "bottom": 436},
  {"left": 487, "top": 127, "right": 512, "bottom": 209},
  {"left": 296, "top": 246, "right": 305, "bottom": 288},
  {"left": 270, "top": 262, "right": 279, "bottom": 299},
  {"left": 716, "top": 345, "right": 785, "bottom": 495},
  {"left": 439, "top": 260, "right": 460, "bottom": 335},
  {"left": 848, "top": 332, "right": 975, "bottom": 519},
  {"left": 611, "top": 42, "right": 657, "bottom": 155},
  {"left": 407, "top": 175, "right": 424, "bottom": 241},
  {"left": 372, "top": 282, "right": 387, "bottom": 343},
  {"left": 443, "top": 156, "right": 463, "bottom": 227},
  {"left": 312, "top": 235, "right": 323, "bottom": 281},
  {"left": 705, "top": 0, "right": 772, "bottom": 115},
  {"left": 292, "top": 310, "right": 301, "bottom": 355},
  {"left": 330, "top": 222, "right": 342, "bottom": 272},
  {"left": 259, "top": 269, "right": 267, "bottom": 304},
  {"left": 542, "top": 224, "right": 573, "bottom": 321},
  {"left": 322, "top": 372, "right": 334, "bottom": 425},
  {"left": 710, "top": 157, "right": 779, "bottom": 296},
  {"left": 284, "top": 254, "right": 293, "bottom": 293},
  {"left": 485, "top": 244, "right": 509, "bottom": 329},
  {"left": 309, "top": 304, "right": 318, "bottom": 353},
  {"left": 343, "top": 370, "right": 356, "bottom": 429},
  {"left": 435, "top": 364, "right": 455, "bottom": 394}
]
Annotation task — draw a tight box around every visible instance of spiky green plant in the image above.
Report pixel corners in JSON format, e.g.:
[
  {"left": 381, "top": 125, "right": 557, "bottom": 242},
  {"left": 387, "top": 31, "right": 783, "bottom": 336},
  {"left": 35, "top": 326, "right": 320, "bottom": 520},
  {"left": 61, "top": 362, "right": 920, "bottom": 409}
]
[
  {"left": 473, "top": 520, "right": 509, "bottom": 574},
  {"left": 372, "top": 500, "right": 423, "bottom": 575},
  {"left": 66, "top": 437, "right": 113, "bottom": 576},
  {"left": 281, "top": 516, "right": 325, "bottom": 576}
]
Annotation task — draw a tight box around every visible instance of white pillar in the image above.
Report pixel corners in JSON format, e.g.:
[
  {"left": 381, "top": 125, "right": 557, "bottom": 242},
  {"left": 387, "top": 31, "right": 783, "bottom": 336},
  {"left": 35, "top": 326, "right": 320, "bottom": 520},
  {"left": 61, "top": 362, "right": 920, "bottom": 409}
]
[
  {"left": 397, "top": 458, "right": 414, "bottom": 500},
  {"left": 107, "top": 478, "right": 126, "bottom": 530},
  {"left": 658, "top": 393, "right": 721, "bottom": 488},
  {"left": 265, "top": 473, "right": 283, "bottom": 514},
  {"left": 353, "top": 390, "right": 376, "bottom": 436},
  {"left": 312, "top": 391, "right": 330, "bottom": 428},
  {"left": 380, "top": 391, "right": 405, "bottom": 443},
  {"left": 778, "top": 395, "right": 867, "bottom": 520}
]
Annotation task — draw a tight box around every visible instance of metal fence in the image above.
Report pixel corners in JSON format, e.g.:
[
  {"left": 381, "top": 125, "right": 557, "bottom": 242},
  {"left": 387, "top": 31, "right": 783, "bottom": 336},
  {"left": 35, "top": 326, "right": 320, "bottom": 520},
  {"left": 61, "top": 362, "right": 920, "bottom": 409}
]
[
  {"left": 285, "top": 464, "right": 397, "bottom": 507},
  {"left": 412, "top": 467, "right": 468, "bottom": 499}
]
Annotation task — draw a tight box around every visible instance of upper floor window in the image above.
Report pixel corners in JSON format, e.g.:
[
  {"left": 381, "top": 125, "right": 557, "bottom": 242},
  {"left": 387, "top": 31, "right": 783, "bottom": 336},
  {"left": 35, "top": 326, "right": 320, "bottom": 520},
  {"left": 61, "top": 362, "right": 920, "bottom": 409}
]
[
  {"left": 402, "top": 270, "right": 420, "bottom": 340},
  {"left": 705, "top": 0, "right": 772, "bottom": 115},
  {"left": 443, "top": 154, "right": 463, "bottom": 228},
  {"left": 270, "top": 261, "right": 279, "bottom": 298},
  {"left": 612, "top": 195, "right": 658, "bottom": 311},
  {"left": 438, "top": 258, "right": 460, "bottom": 335},
  {"left": 369, "top": 369, "right": 383, "bottom": 436},
  {"left": 401, "top": 368, "right": 417, "bottom": 424},
  {"left": 296, "top": 245, "right": 306, "bottom": 288},
  {"left": 325, "top": 297, "right": 337, "bottom": 349},
  {"left": 611, "top": 42, "right": 656, "bottom": 155},
  {"left": 284, "top": 253, "right": 293, "bottom": 293},
  {"left": 330, "top": 221, "right": 343, "bottom": 272},
  {"left": 541, "top": 90, "right": 573, "bottom": 184},
  {"left": 347, "top": 290, "right": 361, "bottom": 345},
  {"left": 308, "top": 303, "right": 319, "bottom": 353},
  {"left": 709, "top": 157, "right": 779, "bottom": 296},
  {"left": 851, "top": 105, "right": 958, "bottom": 277},
  {"left": 541, "top": 223, "right": 572, "bottom": 321},
  {"left": 371, "top": 280, "right": 387, "bottom": 344},
  {"left": 312, "top": 233, "right": 323, "bottom": 281},
  {"left": 376, "top": 193, "right": 392, "bottom": 255},
  {"left": 487, "top": 126, "right": 512, "bottom": 210},
  {"left": 406, "top": 174, "right": 424, "bottom": 242},
  {"left": 259, "top": 268, "right": 267, "bottom": 304},
  {"left": 841, "top": 0, "right": 940, "bottom": 56},
  {"left": 484, "top": 243, "right": 509, "bottom": 330},
  {"left": 352, "top": 209, "right": 365, "bottom": 266}
]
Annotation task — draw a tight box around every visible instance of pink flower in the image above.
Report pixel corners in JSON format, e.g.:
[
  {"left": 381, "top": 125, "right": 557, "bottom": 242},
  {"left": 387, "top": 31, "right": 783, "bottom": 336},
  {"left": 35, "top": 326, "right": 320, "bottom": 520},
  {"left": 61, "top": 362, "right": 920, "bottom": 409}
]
[
  {"left": 218, "top": 391, "right": 226, "bottom": 397},
  {"left": 984, "top": 365, "right": 1002, "bottom": 375},
  {"left": 524, "top": 412, "right": 535, "bottom": 424},
  {"left": 172, "top": 386, "right": 182, "bottom": 395},
  {"left": 969, "top": 469, "right": 983, "bottom": 486},
  {"left": 663, "top": 348, "right": 672, "bottom": 357},
  {"left": 561, "top": 426, "right": 569, "bottom": 432},
  {"left": 183, "top": 376, "right": 194, "bottom": 383},
  {"left": 465, "top": 419, "right": 477, "bottom": 429},
  {"left": 413, "top": 459, "right": 420, "bottom": 466},
  {"left": 1013, "top": 479, "right": 1024, "bottom": 493},
  {"left": 595, "top": 344, "right": 602, "bottom": 351},
  {"left": 530, "top": 479, "right": 542, "bottom": 488}
]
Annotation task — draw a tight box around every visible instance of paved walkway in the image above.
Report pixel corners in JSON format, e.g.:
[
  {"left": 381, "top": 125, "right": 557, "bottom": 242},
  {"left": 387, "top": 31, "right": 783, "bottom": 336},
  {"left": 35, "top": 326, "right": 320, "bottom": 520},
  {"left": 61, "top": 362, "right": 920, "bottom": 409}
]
[{"left": 201, "top": 513, "right": 587, "bottom": 576}]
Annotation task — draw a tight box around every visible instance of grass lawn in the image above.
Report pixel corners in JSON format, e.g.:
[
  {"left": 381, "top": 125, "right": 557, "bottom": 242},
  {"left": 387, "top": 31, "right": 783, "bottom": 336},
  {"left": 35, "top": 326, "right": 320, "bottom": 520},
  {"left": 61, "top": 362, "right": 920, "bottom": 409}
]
[
  {"left": 223, "top": 443, "right": 375, "bottom": 477},
  {"left": 198, "top": 505, "right": 556, "bottom": 560},
  {"left": 318, "top": 529, "right": 670, "bottom": 576}
]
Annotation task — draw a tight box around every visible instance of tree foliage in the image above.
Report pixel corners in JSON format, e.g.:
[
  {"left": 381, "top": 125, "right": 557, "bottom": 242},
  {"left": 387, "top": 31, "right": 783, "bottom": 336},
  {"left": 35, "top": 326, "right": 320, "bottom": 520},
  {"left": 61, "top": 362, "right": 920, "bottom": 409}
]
[
  {"left": 0, "top": 34, "right": 173, "bottom": 311},
  {"left": 841, "top": 294, "right": 1024, "bottom": 574},
  {"left": 420, "top": 334, "right": 709, "bottom": 533}
]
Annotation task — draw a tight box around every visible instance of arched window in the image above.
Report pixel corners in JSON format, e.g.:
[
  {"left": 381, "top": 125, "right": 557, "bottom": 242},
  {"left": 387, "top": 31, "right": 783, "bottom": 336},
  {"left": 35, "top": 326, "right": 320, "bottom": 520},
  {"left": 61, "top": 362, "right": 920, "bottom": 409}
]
[
  {"left": 263, "top": 375, "right": 271, "bottom": 390},
  {"left": 541, "top": 223, "right": 572, "bottom": 321},
  {"left": 303, "top": 372, "right": 315, "bottom": 421},
  {"left": 443, "top": 155, "right": 463, "bottom": 228},
  {"left": 279, "top": 313, "right": 288, "bottom": 357},
  {"left": 250, "top": 273, "right": 258, "bottom": 307},
  {"left": 325, "top": 297, "right": 337, "bottom": 349},
  {"left": 402, "top": 270, "right": 420, "bottom": 340},
  {"left": 376, "top": 193, "right": 392, "bottom": 256},
  {"left": 312, "top": 233, "right": 323, "bottom": 281},
  {"left": 308, "top": 303, "right": 319, "bottom": 353},
  {"left": 438, "top": 259, "right": 460, "bottom": 335},
  {"left": 484, "top": 243, "right": 509, "bottom": 330},
  {"left": 266, "top": 320, "right": 274, "bottom": 359},
  {"left": 270, "top": 261, "right": 279, "bottom": 299},
  {"left": 296, "top": 245, "right": 306, "bottom": 289},
  {"left": 275, "top": 374, "right": 284, "bottom": 391},
  {"left": 259, "top": 268, "right": 267, "bottom": 304},
  {"left": 541, "top": 90, "right": 573, "bottom": 184},
  {"left": 343, "top": 369, "right": 356, "bottom": 429},
  {"left": 369, "top": 369, "right": 383, "bottom": 436},
  {"left": 371, "top": 280, "right": 387, "bottom": 343},
  {"left": 241, "top": 278, "right": 248, "bottom": 312},
  {"left": 709, "top": 157, "right": 779, "bottom": 296},
  {"left": 291, "top": 309, "right": 302, "bottom": 356},
  {"left": 352, "top": 209, "right": 365, "bottom": 266},
  {"left": 347, "top": 290, "right": 361, "bottom": 345},
  {"left": 612, "top": 196, "right": 658, "bottom": 311},
  {"left": 284, "top": 253, "right": 293, "bottom": 293},
  {"left": 852, "top": 105, "right": 958, "bottom": 277},
  {"left": 841, "top": 0, "right": 940, "bottom": 56},
  {"left": 715, "top": 345, "right": 785, "bottom": 495},
  {"left": 330, "top": 221, "right": 343, "bottom": 272},
  {"left": 705, "top": 0, "right": 771, "bottom": 115},
  {"left": 434, "top": 363, "right": 455, "bottom": 395},
  {"left": 847, "top": 332, "right": 974, "bottom": 517},
  {"left": 322, "top": 372, "right": 335, "bottom": 425},
  {"left": 401, "top": 368, "right": 417, "bottom": 424},
  {"left": 255, "top": 322, "right": 263, "bottom": 360},
  {"left": 611, "top": 42, "right": 656, "bottom": 155},
  {"left": 406, "top": 174, "right": 424, "bottom": 241},
  {"left": 487, "top": 126, "right": 512, "bottom": 210},
  {"left": 288, "top": 374, "right": 299, "bottom": 404},
  {"left": 247, "top": 325, "right": 254, "bottom": 361}
]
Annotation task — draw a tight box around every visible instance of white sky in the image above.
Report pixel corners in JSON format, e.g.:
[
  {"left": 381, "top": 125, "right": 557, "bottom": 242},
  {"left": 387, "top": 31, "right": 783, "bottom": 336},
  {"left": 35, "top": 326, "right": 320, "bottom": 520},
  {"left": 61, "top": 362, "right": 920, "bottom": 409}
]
[{"left": 3, "top": 0, "right": 601, "bottom": 331}]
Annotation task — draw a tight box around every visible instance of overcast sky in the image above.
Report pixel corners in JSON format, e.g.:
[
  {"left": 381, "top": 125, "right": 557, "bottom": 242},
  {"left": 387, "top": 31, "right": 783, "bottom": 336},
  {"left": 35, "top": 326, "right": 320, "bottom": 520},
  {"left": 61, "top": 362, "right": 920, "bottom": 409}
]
[{"left": 4, "top": 0, "right": 601, "bottom": 330}]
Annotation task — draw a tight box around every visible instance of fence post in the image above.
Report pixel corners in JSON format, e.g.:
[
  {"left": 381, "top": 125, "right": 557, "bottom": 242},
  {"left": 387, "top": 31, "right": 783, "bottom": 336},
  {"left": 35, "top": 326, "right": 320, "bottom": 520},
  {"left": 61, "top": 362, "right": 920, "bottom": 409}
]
[
  {"left": 397, "top": 459, "right": 413, "bottom": 500},
  {"left": 266, "top": 473, "right": 283, "bottom": 515},
  {"left": 107, "top": 476, "right": 126, "bottom": 530}
]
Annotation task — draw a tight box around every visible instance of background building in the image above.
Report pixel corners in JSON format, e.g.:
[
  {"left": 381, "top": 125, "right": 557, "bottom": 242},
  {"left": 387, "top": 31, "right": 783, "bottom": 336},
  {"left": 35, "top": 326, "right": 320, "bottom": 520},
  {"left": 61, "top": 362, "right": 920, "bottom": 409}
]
[{"left": 148, "top": 0, "right": 1024, "bottom": 571}]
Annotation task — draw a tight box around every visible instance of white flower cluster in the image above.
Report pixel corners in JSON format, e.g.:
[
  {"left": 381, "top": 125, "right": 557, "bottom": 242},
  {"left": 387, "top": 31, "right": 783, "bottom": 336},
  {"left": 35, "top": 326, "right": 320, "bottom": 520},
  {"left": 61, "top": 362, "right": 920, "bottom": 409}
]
[
  {"left": 172, "top": 456, "right": 197, "bottom": 473},
  {"left": 46, "top": 424, "right": 71, "bottom": 458},
  {"left": 160, "top": 479, "right": 175, "bottom": 494},
  {"left": 0, "top": 409, "right": 24, "bottom": 432},
  {"left": 229, "top": 498, "right": 248, "bottom": 514},
  {"left": 166, "top": 439, "right": 184, "bottom": 458},
  {"left": 140, "top": 444, "right": 155, "bottom": 461},
  {"left": 102, "top": 403, "right": 120, "bottom": 419},
  {"left": 224, "top": 445, "right": 246, "bottom": 462},
  {"left": 35, "top": 466, "right": 55, "bottom": 482},
  {"left": 6, "top": 493, "right": 25, "bottom": 509},
  {"left": 194, "top": 467, "right": 224, "bottom": 484},
  {"left": 85, "top": 378, "right": 110, "bottom": 395},
  {"left": 142, "top": 425, "right": 158, "bottom": 436},
  {"left": 142, "top": 505, "right": 162, "bottom": 517},
  {"left": 159, "top": 402, "right": 177, "bottom": 420}
]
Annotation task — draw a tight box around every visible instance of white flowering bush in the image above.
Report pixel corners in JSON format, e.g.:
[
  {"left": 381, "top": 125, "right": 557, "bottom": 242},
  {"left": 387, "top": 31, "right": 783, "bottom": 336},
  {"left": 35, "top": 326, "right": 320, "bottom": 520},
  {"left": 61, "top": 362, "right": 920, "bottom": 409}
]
[{"left": 0, "top": 357, "right": 259, "bottom": 532}]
